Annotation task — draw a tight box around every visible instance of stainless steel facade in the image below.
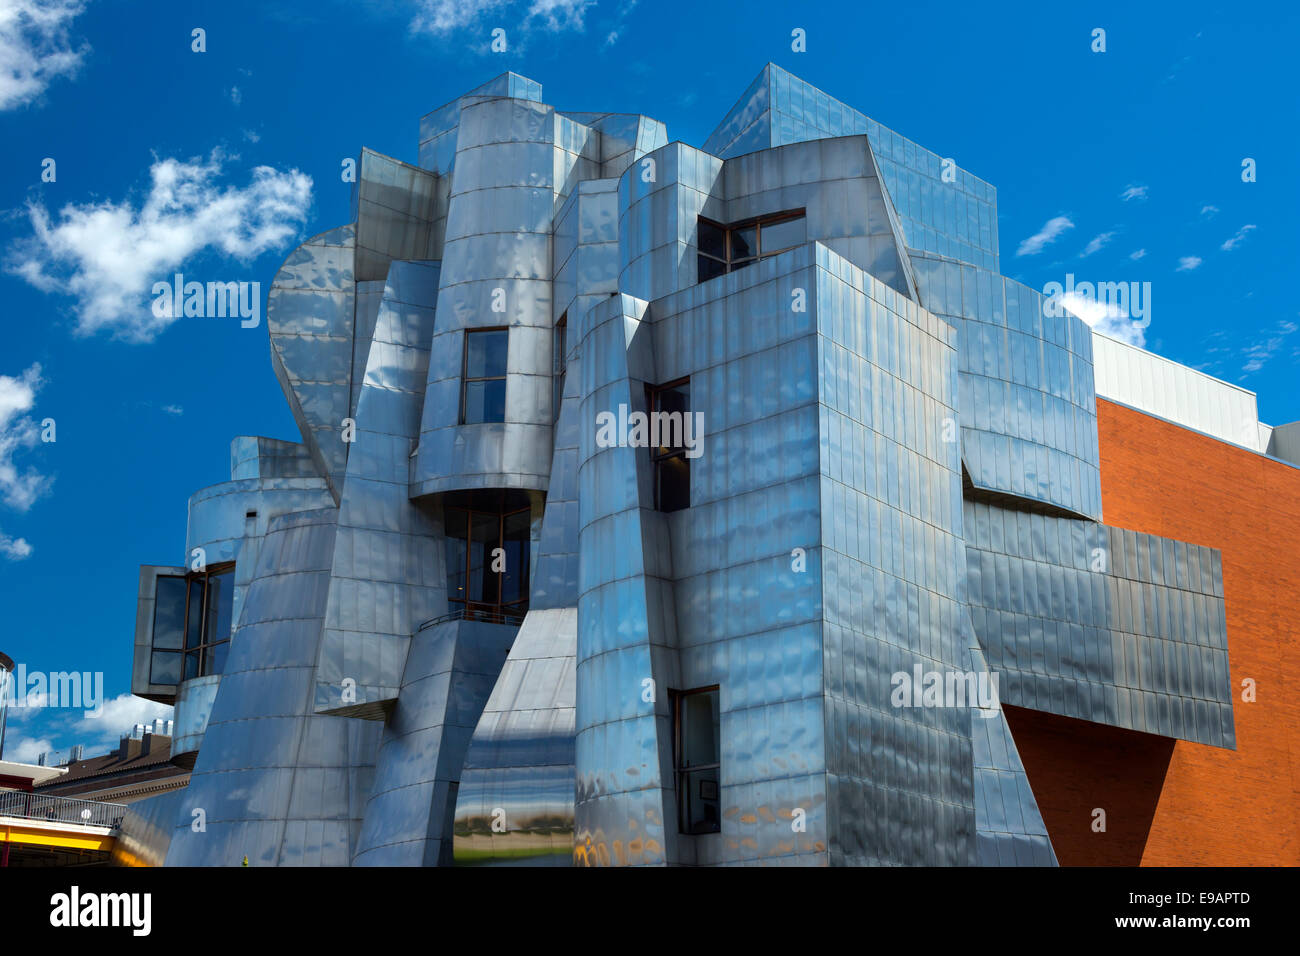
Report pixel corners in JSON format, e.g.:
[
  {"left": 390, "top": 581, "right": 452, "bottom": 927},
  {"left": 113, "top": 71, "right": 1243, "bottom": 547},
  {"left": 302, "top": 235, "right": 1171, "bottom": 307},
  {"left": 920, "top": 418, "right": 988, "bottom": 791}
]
[{"left": 119, "top": 65, "right": 1236, "bottom": 866}]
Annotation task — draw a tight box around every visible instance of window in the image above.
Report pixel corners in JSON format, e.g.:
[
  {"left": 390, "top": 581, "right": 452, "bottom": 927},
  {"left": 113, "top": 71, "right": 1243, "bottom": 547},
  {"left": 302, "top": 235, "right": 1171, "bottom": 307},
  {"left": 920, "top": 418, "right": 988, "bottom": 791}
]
[
  {"left": 444, "top": 489, "right": 531, "bottom": 620},
  {"left": 553, "top": 313, "right": 567, "bottom": 424},
  {"left": 696, "top": 210, "right": 806, "bottom": 281},
  {"left": 461, "top": 328, "right": 509, "bottom": 425},
  {"left": 150, "top": 564, "right": 234, "bottom": 684},
  {"left": 673, "top": 687, "right": 721, "bottom": 835},
  {"left": 646, "top": 378, "right": 691, "bottom": 513}
]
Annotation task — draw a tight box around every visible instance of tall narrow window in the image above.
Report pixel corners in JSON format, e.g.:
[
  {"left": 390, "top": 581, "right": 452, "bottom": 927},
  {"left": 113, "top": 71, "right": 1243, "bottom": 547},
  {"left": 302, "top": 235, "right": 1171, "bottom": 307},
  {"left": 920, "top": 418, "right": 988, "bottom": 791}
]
[
  {"left": 696, "top": 210, "right": 806, "bottom": 282},
  {"left": 647, "top": 378, "right": 691, "bottom": 513},
  {"left": 553, "top": 313, "right": 567, "bottom": 424},
  {"left": 673, "top": 687, "right": 721, "bottom": 835},
  {"left": 443, "top": 489, "right": 531, "bottom": 622},
  {"left": 461, "top": 328, "right": 509, "bottom": 425}
]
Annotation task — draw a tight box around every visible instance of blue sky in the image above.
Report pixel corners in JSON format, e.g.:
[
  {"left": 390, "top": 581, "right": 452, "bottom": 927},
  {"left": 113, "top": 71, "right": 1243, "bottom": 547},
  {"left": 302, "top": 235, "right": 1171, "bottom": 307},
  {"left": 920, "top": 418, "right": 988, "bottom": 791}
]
[{"left": 1, "top": 0, "right": 1296, "bottom": 762}]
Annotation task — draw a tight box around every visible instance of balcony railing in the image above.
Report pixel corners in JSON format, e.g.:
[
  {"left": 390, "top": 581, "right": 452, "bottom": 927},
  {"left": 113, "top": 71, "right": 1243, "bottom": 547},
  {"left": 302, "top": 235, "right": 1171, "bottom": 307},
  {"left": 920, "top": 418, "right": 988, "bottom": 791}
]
[
  {"left": 0, "top": 791, "right": 127, "bottom": 829},
  {"left": 419, "top": 606, "right": 527, "bottom": 631}
]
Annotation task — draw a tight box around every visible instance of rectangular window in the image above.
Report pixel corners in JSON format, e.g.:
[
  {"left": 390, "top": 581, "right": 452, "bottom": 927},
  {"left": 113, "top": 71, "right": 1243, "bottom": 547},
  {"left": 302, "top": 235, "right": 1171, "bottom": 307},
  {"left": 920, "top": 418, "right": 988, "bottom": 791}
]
[
  {"left": 696, "top": 210, "right": 806, "bottom": 282},
  {"left": 461, "top": 328, "right": 509, "bottom": 425},
  {"left": 673, "top": 687, "right": 721, "bottom": 835},
  {"left": 150, "top": 564, "right": 234, "bottom": 684},
  {"left": 647, "top": 378, "right": 691, "bottom": 513},
  {"left": 443, "top": 489, "right": 532, "bottom": 621}
]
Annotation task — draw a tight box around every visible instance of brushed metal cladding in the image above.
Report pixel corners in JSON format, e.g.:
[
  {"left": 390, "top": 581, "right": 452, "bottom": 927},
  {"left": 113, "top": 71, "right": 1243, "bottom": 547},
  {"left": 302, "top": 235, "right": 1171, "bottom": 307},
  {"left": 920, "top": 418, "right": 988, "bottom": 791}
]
[
  {"left": 964, "top": 612, "right": 1057, "bottom": 866},
  {"left": 412, "top": 95, "right": 593, "bottom": 498},
  {"left": 419, "top": 72, "right": 545, "bottom": 175},
  {"left": 453, "top": 607, "right": 577, "bottom": 866},
  {"left": 173, "top": 675, "right": 221, "bottom": 756},
  {"left": 704, "top": 64, "right": 999, "bottom": 272},
  {"left": 316, "top": 261, "right": 447, "bottom": 716},
  {"left": 912, "top": 252, "right": 1102, "bottom": 521},
  {"left": 963, "top": 499, "right": 1235, "bottom": 748},
  {"left": 267, "top": 224, "right": 358, "bottom": 501},
  {"left": 353, "top": 618, "right": 515, "bottom": 866},
  {"left": 351, "top": 149, "right": 444, "bottom": 281},
  {"left": 113, "top": 790, "right": 183, "bottom": 867},
  {"left": 164, "top": 509, "right": 380, "bottom": 866},
  {"left": 573, "top": 292, "right": 680, "bottom": 867}
]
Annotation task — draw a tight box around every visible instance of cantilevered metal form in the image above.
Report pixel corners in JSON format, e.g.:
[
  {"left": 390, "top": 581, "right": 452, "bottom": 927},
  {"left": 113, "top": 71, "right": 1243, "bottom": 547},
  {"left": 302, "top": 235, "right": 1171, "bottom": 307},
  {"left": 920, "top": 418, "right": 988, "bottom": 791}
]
[{"left": 118, "top": 65, "right": 1236, "bottom": 868}]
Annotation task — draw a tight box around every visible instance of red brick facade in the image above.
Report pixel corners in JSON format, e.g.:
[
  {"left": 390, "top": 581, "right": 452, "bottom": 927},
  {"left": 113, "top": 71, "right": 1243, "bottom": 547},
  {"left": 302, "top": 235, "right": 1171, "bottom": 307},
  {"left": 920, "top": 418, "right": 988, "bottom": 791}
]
[{"left": 1008, "top": 399, "right": 1300, "bottom": 866}]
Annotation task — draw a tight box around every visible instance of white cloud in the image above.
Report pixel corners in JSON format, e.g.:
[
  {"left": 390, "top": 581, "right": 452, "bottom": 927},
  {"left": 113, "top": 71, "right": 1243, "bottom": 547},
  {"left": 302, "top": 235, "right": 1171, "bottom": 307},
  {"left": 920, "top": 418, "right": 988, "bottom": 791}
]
[
  {"left": 1241, "top": 320, "right": 1298, "bottom": 373},
  {"left": 10, "top": 150, "right": 312, "bottom": 341},
  {"left": 1015, "top": 215, "right": 1074, "bottom": 257},
  {"left": 4, "top": 735, "right": 54, "bottom": 763},
  {"left": 1129, "top": 249, "right": 1147, "bottom": 260},
  {"left": 411, "top": 0, "right": 592, "bottom": 35},
  {"left": 1058, "top": 291, "right": 1146, "bottom": 348},
  {"left": 1119, "top": 184, "right": 1148, "bottom": 202},
  {"left": 1177, "top": 256, "right": 1202, "bottom": 271},
  {"left": 75, "top": 692, "right": 173, "bottom": 739},
  {"left": 1221, "top": 224, "right": 1256, "bottom": 252},
  {"left": 0, "top": 530, "right": 32, "bottom": 558},
  {"left": 1080, "top": 231, "right": 1115, "bottom": 257},
  {"left": 229, "top": 85, "right": 241, "bottom": 105},
  {"left": 1200, "top": 205, "right": 1219, "bottom": 218},
  {"left": 0, "top": 363, "right": 50, "bottom": 539},
  {"left": 161, "top": 403, "right": 183, "bottom": 416},
  {"left": 0, "top": 0, "right": 87, "bottom": 110}
]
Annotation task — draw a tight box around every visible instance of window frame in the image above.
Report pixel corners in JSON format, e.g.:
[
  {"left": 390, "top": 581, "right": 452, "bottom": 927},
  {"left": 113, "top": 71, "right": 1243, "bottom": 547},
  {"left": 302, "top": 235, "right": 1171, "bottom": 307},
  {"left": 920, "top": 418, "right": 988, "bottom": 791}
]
[
  {"left": 460, "top": 326, "right": 510, "bottom": 425},
  {"left": 696, "top": 208, "right": 807, "bottom": 279},
  {"left": 645, "top": 377, "right": 692, "bottom": 513},
  {"left": 149, "top": 562, "right": 235, "bottom": 684},
  {"left": 553, "top": 313, "right": 567, "bottom": 425},
  {"left": 671, "top": 685, "right": 722, "bottom": 835},
  {"left": 443, "top": 489, "right": 532, "bottom": 618}
]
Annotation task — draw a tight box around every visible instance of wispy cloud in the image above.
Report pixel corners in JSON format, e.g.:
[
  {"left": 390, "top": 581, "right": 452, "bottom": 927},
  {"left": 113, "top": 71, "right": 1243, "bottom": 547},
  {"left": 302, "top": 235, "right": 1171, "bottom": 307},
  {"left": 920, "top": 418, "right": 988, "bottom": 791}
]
[
  {"left": 161, "top": 404, "right": 183, "bottom": 416},
  {"left": 1119, "top": 184, "right": 1148, "bottom": 202},
  {"left": 229, "top": 85, "right": 241, "bottom": 105},
  {"left": 1176, "top": 256, "right": 1202, "bottom": 272},
  {"left": 1221, "top": 224, "right": 1256, "bottom": 252},
  {"left": 1015, "top": 215, "right": 1073, "bottom": 257},
  {"left": 411, "top": 0, "right": 593, "bottom": 36},
  {"left": 1200, "top": 205, "right": 1219, "bottom": 218},
  {"left": 1241, "top": 320, "right": 1298, "bottom": 373},
  {"left": 9, "top": 150, "right": 312, "bottom": 341},
  {"left": 1129, "top": 249, "right": 1147, "bottom": 261},
  {"left": 1080, "top": 231, "right": 1116, "bottom": 258},
  {"left": 0, "top": 362, "right": 48, "bottom": 559},
  {"left": 0, "top": 0, "right": 88, "bottom": 110},
  {"left": 1058, "top": 291, "right": 1147, "bottom": 348}
]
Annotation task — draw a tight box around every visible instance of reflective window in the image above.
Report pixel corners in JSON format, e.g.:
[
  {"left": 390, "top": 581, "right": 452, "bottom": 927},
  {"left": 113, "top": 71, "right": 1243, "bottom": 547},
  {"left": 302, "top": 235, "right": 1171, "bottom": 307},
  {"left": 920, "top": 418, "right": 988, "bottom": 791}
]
[
  {"left": 444, "top": 489, "right": 531, "bottom": 620},
  {"left": 673, "top": 687, "right": 721, "bottom": 835},
  {"left": 696, "top": 210, "right": 805, "bottom": 282},
  {"left": 150, "top": 565, "right": 234, "bottom": 685},
  {"left": 647, "top": 378, "right": 691, "bottom": 513},
  {"left": 461, "top": 328, "right": 508, "bottom": 425}
]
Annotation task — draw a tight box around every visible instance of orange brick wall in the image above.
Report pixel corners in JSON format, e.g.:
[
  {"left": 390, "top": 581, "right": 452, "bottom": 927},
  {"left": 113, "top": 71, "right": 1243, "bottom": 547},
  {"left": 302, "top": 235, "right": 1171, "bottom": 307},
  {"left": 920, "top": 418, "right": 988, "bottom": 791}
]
[{"left": 1010, "top": 399, "right": 1300, "bottom": 865}]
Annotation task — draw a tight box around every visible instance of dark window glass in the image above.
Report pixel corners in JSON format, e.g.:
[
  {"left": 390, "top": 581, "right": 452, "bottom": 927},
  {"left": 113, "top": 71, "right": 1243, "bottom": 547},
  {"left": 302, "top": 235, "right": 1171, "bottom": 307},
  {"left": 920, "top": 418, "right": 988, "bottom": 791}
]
[
  {"left": 184, "top": 650, "right": 200, "bottom": 681},
  {"left": 150, "top": 651, "right": 181, "bottom": 685},
  {"left": 698, "top": 219, "right": 726, "bottom": 259},
  {"left": 444, "top": 490, "right": 531, "bottom": 618},
  {"left": 674, "top": 687, "right": 721, "bottom": 835},
  {"left": 697, "top": 255, "right": 726, "bottom": 282},
  {"left": 695, "top": 211, "right": 806, "bottom": 285},
  {"left": 648, "top": 379, "right": 692, "bottom": 513},
  {"left": 462, "top": 329, "right": 509, "bottom": 424},
  {"left": 152, "top": 577, "right": 187, "bottom": 651},
  {"left": 553, "top": 314, "right": 567, "bottom": 424},
  {"left": 463, "top": 378, "right": 506, "bottom": 425},
  {"left": 465, "top": 329, "right": 508, "bottom": 379},
  {"left": 185, "top": 578, "right": 206, "bottom": 649},
  {"left": 730, "top": 225, "right": 757, "bottom": 260}
]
